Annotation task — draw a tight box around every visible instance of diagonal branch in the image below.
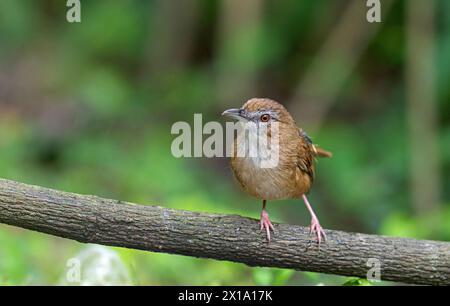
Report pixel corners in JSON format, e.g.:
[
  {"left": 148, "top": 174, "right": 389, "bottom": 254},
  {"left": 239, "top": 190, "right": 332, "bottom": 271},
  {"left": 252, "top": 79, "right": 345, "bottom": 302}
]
[{"left": 0, "top": 178, "right": 448, "bottom": 285}]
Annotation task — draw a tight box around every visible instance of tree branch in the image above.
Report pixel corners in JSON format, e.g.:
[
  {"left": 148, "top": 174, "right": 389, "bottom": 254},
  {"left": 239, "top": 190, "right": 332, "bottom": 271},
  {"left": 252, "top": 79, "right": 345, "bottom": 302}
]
[{"left": 0, "top": 178, "right": 448, "bottom": 285}]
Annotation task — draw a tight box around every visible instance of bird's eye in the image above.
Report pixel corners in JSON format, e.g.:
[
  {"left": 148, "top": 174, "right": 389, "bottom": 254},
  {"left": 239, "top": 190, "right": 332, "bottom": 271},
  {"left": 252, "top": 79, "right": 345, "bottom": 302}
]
[{"left": 260, "top": 114, "right": 270, "bottom": 122}]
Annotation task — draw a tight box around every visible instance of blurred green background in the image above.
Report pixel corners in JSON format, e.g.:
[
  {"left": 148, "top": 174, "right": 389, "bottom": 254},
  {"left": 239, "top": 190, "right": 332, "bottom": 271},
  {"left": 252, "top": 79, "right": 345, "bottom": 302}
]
[{"left": 0, "top": 0, "right": 449, "bottom": 285}]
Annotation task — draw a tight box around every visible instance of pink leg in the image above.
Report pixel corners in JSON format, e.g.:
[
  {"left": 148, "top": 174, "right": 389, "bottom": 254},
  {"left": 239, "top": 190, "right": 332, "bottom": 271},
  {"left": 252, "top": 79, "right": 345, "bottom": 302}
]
[
  {"left": 302, "top": 194, "right": 326, "bottom": 245},
  {"left": 259, "top": 200, "right": 274, "bottom": 241}
]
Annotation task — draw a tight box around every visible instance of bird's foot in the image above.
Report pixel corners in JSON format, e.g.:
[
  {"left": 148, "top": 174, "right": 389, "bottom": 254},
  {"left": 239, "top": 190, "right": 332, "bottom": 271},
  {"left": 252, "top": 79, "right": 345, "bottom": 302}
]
[
  {"left": 259, "top": 210, "right": 275, "bottom": 241},
  {"left": 310, "top": 217, "right": 326, "bottom": 246}
]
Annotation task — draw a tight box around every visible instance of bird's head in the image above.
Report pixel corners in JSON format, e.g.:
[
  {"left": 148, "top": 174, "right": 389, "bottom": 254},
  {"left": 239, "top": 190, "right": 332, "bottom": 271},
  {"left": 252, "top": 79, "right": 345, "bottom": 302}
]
[{"left": 222, "top": 98, "right": 295, "bottom": 125}]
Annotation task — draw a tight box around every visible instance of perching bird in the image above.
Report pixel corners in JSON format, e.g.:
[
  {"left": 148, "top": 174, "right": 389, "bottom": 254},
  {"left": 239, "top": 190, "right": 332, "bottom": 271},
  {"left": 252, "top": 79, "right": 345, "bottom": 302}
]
[{"left": 222, "top": 98, "right": 332, "bottom": 243}]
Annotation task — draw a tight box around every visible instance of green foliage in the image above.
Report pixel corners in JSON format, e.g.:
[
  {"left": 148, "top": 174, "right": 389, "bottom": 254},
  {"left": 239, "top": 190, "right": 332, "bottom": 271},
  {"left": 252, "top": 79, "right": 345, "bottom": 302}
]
[
  {"left": 252, "top": 268, "right": 294, "bottom": 286},
  {"left": 381, "top": 206, "right": 450, "bottom": 241},
  {"left": 78, "top": 68, "right": 133, "bottom": 117},
  {"left": 342, "top": 278, "right": 373, "bottom": 286}
]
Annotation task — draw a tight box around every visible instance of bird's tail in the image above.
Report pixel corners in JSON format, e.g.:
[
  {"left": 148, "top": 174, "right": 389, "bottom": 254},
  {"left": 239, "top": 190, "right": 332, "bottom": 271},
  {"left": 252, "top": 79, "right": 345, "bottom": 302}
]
[{"left": 313, "top": 145, "right": 333, "bottom": 158}]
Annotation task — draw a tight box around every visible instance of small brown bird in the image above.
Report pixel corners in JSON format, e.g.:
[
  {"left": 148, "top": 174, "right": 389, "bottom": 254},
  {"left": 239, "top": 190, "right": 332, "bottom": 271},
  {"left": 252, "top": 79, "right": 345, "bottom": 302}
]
[{"left": 222, "top": 98, "right": 332, "bottom": 243}]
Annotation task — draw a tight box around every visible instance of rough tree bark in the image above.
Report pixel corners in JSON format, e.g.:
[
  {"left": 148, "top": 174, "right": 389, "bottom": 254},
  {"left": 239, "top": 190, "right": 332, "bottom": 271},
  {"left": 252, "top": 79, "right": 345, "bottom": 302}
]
[{"left": 0, "top": 178, "right": 448, "bottom": 285}]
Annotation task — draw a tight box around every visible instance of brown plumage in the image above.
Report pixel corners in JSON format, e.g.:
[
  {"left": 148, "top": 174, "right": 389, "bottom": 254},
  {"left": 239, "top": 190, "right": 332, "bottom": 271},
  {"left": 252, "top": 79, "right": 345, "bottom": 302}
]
[{"left": 222, "top": 98, "right": 332, "bottom": 243}]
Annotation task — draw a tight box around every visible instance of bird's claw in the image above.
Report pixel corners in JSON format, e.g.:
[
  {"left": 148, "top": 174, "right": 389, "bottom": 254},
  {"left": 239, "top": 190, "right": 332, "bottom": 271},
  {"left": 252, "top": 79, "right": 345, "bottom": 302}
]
[
  {"left": 309, "top": 217, "right": 326, "bottom": 246},
  {"left": 259, "top": 210, "right": 274, "bottom": 241}
]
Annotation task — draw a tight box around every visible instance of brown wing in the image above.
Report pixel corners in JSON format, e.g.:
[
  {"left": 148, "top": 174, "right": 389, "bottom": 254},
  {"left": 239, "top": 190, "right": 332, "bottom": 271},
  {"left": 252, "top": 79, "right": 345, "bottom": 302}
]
[
  {"left": 297, "top": 129, "right": 332, "bottom": 183},
  {"left": 296, "top": 134, "right": 316, "bottom": 182}
]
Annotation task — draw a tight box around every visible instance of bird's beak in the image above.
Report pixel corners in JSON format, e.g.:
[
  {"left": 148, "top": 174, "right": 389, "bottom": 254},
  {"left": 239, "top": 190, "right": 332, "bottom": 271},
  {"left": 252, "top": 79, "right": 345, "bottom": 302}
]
[{"left": 222, "top": 108, "right": 246, "bottom": 120}]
